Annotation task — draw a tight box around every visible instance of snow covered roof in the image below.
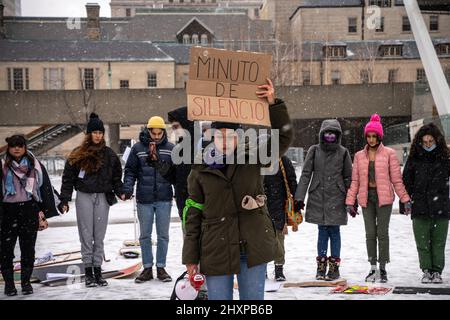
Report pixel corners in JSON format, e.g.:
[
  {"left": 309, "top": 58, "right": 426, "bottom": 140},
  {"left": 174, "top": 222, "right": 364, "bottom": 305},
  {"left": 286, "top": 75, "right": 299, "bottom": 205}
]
[
  {"left": 0, "top": 40, "right": 175, "bottom": 62},
  {"left": 3, "top": 14, "right": 273, "bottom": 43}
]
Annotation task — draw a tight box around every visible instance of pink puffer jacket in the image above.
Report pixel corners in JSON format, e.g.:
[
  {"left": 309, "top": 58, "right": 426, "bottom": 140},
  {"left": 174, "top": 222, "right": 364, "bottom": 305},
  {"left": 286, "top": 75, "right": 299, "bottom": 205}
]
[{"left": 346, "top": 143, "right": 410, "bottom": 208}]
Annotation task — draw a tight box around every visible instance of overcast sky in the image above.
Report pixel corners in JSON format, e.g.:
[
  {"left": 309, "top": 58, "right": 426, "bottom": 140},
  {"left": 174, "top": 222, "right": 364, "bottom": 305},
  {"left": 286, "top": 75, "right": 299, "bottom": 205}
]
[{"left": 21, "top": 0, "right": 112, "bottom": 17}]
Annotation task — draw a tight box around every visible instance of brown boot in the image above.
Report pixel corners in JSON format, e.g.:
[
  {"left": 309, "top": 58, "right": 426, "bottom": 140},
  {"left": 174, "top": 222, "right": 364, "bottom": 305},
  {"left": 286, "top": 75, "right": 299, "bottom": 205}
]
[
  {"left": 135, "top": 268, "right": 153, "bottom": 283},
  {"left": 157, "top": 267, "right": 172, "bottom": 282}
]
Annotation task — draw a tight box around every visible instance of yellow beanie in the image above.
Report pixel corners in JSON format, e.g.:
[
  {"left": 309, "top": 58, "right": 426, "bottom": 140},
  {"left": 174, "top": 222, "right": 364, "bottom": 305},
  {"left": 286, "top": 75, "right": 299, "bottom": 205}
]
[{"left": 147, "top": 116, "right": 166, "bottom": 129}]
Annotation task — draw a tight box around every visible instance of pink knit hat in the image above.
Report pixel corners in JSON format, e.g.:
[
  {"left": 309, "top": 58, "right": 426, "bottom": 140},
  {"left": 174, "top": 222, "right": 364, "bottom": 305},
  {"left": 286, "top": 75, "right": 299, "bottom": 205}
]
[{"left": 364, "top": 114, "right": 383, "bottom": 139}]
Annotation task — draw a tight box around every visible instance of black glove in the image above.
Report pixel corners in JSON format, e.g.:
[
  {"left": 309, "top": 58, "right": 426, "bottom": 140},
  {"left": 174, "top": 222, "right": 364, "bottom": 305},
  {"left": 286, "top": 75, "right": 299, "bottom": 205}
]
[
  {"left": 57, "top": 201, "right": 69, "bottom": 214},
  {"left": 123, "top": 193, "right": 133, "bottom": 200},
  {"left": 294, "top": 200, "right": 305, "bottom": 212}
]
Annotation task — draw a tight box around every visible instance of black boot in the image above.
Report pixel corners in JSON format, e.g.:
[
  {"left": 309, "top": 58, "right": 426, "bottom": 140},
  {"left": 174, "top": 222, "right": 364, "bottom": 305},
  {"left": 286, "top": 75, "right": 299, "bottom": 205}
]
[
  {"left": 325, "top": 257, "right": 341, "bottom": 281},
  {"left": 316, "top": 256, "right": 327, "bottom": 280},
  {"left": 84, "top": 267, "right": 97, "bottom": 287},
  {"left": 379, "top": 268, "right": 388, "bottom": 283},
  {"left": 2, "top": 269, "right": 17, "bottom": 296},
  {"left": 94, "top": 267, "right": 108, "bottom": 287},
  {"left": 21, "top": 267, "right": 34, "bottom": 295},
  {"left": 135, "top": 268, "right": 153, "bottom": 283},
  {"left": 274, "top": 265, "right": 286, "bottom": 282},
  {"left": 156, "top": 267, "right": 172, "bottom": 282}
]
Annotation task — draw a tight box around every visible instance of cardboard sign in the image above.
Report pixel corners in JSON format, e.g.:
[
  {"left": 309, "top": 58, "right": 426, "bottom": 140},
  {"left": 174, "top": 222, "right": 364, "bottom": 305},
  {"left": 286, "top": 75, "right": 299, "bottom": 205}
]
[{"left": 187, "top": 47, "right": 273, "bottom": 127}]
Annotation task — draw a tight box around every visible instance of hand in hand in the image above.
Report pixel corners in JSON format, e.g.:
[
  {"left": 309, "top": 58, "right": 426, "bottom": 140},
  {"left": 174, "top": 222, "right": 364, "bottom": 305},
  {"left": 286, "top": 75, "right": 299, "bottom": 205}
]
[
  {"left": 256, "top": 78, "right": 276, "bottom": 105},
  {"left": 346, "top": 205, "right": 358, "bottom": 218},
  {"left": 38, "top": 212, "right": 48, "bottom": 231},
  {"left": 404, "top": 201, "right": 412, "bottom": 215}
]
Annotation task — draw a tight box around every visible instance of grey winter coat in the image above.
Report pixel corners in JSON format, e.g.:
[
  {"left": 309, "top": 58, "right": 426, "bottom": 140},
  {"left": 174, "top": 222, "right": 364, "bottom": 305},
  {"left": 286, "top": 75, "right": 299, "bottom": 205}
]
[{"left": 295, "top": 119, "right": 352, "bottom": 226}]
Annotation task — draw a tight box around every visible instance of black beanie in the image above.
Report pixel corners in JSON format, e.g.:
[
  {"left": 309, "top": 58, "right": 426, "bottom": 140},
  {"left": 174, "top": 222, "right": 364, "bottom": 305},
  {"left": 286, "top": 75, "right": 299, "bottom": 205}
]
[
  {"left": 87, "top": 112, "right": 105, "bottom": 134},
  {"left": 211, "top": 121, "right": 242, "bottom": 130},
  {"left": 5, "top": 134, "right": 27, "bottom": 148}
]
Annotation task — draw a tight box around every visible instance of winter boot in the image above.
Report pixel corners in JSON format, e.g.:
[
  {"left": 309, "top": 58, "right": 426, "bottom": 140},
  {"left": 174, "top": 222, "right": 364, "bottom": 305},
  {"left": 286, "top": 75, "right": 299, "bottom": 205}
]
[
  {"left": 365, "top": 265, "right": 377, "bottom": 282},
  {"left": 84, "top": 267, "right": 97, "bottom": 287},
  {"left": 274, "top": 265, "right": 286, "bottom": 282},
  {"left": 316, "top": 256, "right": 327, "bottom": 280},
  {"left": 2, "top": 269, "right": 17, "bottom": 296},
  {"left": 21, "top": 267, "right": 34, "bottom": 295},
  {"left": 431, "top": 272, "right": 443, "bottom": 284},
  {"left": 379, "top": 268, "right": 388, "bottom": 283},
  {"left": 421, "top": 270, "right": 433, "bottom": 284},
  {"left": 94, "top": 267, "right": 108, "bottom": 286},
  {"left": 157, "top": 267, "right": 172, "bottom": 282},
  {"left": 325, "top": 257, "right": 341, "bottom": 281},
  {"left": 135, "top": 268, "right": 153, "bottom": 283}
]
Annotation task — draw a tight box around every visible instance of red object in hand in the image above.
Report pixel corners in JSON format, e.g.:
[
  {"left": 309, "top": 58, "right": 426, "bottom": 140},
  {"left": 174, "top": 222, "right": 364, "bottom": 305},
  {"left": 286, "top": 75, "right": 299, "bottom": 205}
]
[{"left": 189, "top": 273, "right": 205, "bottom": 291}]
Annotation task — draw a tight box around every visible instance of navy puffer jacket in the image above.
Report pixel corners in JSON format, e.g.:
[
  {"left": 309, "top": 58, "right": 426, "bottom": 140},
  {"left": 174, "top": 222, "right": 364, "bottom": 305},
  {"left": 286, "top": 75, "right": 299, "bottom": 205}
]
[{"left": 122, "top": 128, "right": 174, "bottom": 203}]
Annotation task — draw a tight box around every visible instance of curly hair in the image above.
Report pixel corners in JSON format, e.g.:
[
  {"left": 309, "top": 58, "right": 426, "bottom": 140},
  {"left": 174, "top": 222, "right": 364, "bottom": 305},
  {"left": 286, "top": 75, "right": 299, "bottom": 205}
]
[
  {"left": 67, "top": 133, "right": 106, "bottom": 174},
  {"left": 408, "top": 123, "right": 450, "bottom": 160}
]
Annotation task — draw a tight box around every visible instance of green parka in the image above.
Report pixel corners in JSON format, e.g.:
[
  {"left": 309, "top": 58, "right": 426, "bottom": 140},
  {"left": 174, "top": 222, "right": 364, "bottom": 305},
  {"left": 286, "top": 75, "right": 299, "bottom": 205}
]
[{"left": 182, "top": 100, "right": 293, "bottom": 275}]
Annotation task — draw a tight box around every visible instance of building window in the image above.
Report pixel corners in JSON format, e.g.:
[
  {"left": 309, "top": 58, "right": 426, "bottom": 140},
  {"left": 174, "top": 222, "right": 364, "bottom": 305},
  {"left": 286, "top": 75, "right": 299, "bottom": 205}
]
[
  {"left": 402, "top": 16, "right": 411, "bottom": 32},
  {"left": 83, "top": 68, "right": 95, "bottom": 89},
  {"left": 331, "top": 71, "right": 341, "bottom": 85},
  {"left": 395, "top": 0, "right": 404, "bottom": 5},
  {"left": 183, "top": 34, "right": 190, "bottom": 44},
  {"left": 254, "top": 8, "right": 259, "bottom": 18},
  {"left": 375, "top": 17, "right": 385, "bottom": 32},
  {"left": 430, "top": 16, "right": 439, "bottom": 31},
  {"left": 436, "top": 43, "right": 450, "bottom": 55},
  {"left": 324, "top": 46, "right": 346, "bottom": 58},
  {"left": 148, "top": 72, "right": 157, "bottom": 88},
  {"left": 201, "top": 34, "right": 208, "bottom": 45},
  {"left": 180, "top": 0, "right": 184, "bottom": 3},
  {"left": 348, "top": 17, "right": 357, "bottom": 33},
  {"left": 360, "top": 69, "right": 372, "bottom": 84},
  {"left": 445, "top": 69, "right": 450, "bottom": 83},
  {"left": 192, "top": 34, "right": 199, "bottom": 44},
  {"left": 380, "top": 45, "right": 403, "bottom": 57},
  {"left": 417, "top": 69, "right": 427, "bottom": 82},
  {"left": 126, "top": 8, "right": 131, "bottom": 17},
  {"left": 302, "top": 70, "right": 311, "bottom": 86},
  {"left": 7, "top": 68, "right": 29, "bottom": 90},
  {"left": 369, "top": 0, "right": 391, "bottom": 7},
  {"left": 44, "top": 68, "right": 65, "bottom": 90},
  {"left": 120, "top": 80, "right": 130, "bottom": 88},
  {"left": 388, "top": 69, "right": 398, "bottom": 83}
]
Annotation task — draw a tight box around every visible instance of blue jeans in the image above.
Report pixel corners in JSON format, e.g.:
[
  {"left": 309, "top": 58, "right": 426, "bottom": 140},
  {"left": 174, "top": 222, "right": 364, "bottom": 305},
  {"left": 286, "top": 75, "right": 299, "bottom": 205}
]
[
  {"left": 317, "top": 225, "right": 341, "bottom": 258},
  {"left": 205, "top": 254, "right": 266, "bottom": 300},
  {"left": 136, "top": 202, "right": 171, "bottom": 268}
]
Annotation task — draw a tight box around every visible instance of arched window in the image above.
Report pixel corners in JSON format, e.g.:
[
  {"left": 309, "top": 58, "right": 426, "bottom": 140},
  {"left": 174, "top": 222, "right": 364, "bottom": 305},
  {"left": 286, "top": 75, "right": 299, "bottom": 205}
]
[
  {"left": 201, "top": 34, "right": 208, "bottom": 45},
  {"left": 192, "top": 34, "right": 199, "bottom": 44},
  {"left": 183, "top": 34, "right": 190, "bottom": 44}
]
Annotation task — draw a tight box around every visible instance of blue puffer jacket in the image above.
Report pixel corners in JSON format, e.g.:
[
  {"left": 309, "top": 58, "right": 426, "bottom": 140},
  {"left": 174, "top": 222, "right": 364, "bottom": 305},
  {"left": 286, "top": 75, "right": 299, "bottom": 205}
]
[{"left": 122, "top": 128, "right": 174, "bottom": 204}]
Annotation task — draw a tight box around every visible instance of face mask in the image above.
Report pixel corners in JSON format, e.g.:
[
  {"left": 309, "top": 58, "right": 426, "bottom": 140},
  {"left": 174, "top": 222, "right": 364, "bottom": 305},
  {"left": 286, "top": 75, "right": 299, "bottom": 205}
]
[
  {"left": 423, "top": 144, "right": 436, "bottom": 152},
  {"left": 323, "top": 132, "right": 337, "bottom": 143}
]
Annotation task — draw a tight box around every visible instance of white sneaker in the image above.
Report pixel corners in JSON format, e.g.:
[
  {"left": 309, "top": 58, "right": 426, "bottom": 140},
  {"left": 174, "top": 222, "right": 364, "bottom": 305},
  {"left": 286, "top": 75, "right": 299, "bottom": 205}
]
[
  {"left": 431, "top": 272, "right": 443, "bottom": 284},
  {"left": 421, "top": 271, "right": 433, "bottom": 284},
  {"left": 365, "top": 269, "right": 378, "bottom": 282}
]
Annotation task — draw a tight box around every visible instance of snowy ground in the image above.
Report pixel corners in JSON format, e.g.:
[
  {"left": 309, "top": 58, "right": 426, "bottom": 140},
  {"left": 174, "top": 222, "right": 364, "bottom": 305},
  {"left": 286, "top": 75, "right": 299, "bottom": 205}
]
[{"left": 1, "top": 174, "right": 449, "bottom": 300}]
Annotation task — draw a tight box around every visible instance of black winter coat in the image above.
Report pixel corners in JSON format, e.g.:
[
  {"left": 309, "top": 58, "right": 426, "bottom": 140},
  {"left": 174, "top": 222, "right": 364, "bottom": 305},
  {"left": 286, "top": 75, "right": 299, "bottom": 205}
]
[
  {"left": 402, "top": 148, "right": 450, "bottom": 219},
  {"left": 122, "top": 129, "right": 174, "bottom": 204},
  {"left": 263, "top": 156, "right": 297, "bottom": 230},
  {"left": 60, "top": 146, "right": 123, "bottom": 206},
  {"left": 155, "top": 106, "right": 196, "bottom": 217}
]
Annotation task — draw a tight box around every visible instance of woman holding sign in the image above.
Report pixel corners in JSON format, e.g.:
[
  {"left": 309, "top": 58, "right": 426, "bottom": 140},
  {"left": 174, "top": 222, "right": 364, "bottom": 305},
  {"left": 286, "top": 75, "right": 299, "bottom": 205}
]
[{"left": 182, "top": 79, "right": 293, "bottom": 300}]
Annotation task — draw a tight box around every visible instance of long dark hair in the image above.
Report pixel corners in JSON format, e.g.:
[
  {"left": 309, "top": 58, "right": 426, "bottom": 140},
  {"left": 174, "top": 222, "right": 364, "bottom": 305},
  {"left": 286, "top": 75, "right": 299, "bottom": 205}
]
[
  {"left": 408, "top": 123, "right": 450, "bottom": 160},
  {"left": 3, "top": 135, "right": 33, "bottom": 168},
  {"left": 67, "top": 133, "right": 106, "bottom": 174}
]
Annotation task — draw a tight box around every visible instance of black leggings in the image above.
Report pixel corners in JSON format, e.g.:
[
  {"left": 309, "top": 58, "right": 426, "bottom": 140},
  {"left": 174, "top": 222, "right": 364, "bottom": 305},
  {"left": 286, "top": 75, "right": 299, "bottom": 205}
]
[{"left": 0, "top": 201, "right": 39, "bottom": 273}]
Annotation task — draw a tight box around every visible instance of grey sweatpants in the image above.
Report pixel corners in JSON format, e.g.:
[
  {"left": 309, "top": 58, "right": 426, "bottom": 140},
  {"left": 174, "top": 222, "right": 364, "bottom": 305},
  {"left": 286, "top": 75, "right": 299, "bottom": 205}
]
[{"left": 75, "top": 191, "right": 110, "bottom": 267}]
